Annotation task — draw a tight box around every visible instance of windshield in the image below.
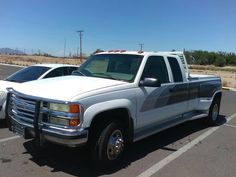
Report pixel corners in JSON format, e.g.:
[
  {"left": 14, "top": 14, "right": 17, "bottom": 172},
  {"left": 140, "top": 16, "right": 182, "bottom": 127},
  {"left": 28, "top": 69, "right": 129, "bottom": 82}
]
[
  {"left": 72, "top": 54, "right": 143, "bottom": 82},
  {"left": 5, "top": 66, "right": 51, "bottom": 83}
]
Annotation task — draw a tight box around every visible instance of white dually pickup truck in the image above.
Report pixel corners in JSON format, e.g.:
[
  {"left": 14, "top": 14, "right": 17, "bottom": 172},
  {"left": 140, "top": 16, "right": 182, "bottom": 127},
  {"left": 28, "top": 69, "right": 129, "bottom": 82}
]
[{"left": 6, "top": 51, "right": 222, "bottom": 166}]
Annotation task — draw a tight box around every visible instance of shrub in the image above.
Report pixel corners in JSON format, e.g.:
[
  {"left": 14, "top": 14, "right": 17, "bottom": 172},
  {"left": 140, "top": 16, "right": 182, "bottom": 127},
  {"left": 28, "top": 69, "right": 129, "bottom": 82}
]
[{"left": 214, "top": 56, "right": 226, "bottom": 67}]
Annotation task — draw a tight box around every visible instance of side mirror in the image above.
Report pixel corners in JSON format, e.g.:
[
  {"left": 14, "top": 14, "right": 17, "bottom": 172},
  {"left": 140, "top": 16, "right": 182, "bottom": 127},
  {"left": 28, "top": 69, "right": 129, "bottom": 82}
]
[{"left": 139, "top": 78, "right": 161, "bottom": 87}]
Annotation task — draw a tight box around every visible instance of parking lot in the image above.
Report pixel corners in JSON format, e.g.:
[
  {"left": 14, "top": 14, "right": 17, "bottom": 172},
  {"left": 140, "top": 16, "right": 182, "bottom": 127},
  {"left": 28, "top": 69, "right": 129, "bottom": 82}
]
[{"left": 0, "top": 64, "right": 236, "bottom": 177}]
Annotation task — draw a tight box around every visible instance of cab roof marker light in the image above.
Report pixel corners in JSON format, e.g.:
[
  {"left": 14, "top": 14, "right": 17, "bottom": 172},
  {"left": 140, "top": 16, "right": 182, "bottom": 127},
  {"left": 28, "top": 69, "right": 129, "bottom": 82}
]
[{"left": 108, "top": 50, "right": 127, "bottom": 53}]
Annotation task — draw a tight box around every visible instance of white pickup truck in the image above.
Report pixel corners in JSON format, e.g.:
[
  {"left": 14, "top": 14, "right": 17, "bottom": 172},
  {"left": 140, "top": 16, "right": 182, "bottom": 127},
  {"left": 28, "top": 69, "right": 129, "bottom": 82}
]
[{"left": 6, "top": 51, "right": 222, "bottom": 166}]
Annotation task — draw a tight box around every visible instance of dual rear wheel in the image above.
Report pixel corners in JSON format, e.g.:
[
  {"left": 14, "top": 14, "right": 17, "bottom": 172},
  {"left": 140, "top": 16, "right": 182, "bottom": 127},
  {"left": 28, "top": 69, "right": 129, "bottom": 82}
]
[{"left": 207, "top": 97, "right": 221, "bottom": 125}]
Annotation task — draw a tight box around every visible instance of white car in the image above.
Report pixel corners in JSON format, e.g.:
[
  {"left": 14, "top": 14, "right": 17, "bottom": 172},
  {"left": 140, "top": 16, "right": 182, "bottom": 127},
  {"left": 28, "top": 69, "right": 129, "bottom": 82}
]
[{"left": 0, "top": 64, "right": 79, "bottom": 120}]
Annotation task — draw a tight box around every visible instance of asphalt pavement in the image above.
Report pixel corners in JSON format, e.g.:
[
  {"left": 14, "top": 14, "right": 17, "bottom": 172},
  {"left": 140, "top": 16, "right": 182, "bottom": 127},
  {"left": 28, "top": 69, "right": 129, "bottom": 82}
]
[
  {"left": 0, "top": 64, "right": 236, "bottom": 177},
  {"left": 0, "top": 63, "right": 23, "bottom": 80}
]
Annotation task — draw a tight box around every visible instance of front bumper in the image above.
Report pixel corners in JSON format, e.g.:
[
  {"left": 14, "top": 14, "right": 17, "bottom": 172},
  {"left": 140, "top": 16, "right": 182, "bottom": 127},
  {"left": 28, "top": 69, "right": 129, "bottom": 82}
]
[
  {"left": 10, "top": 116, "right": 88, "bottom": 147},
  {"left": 6, "top": 88, "right": 88, "bottom": 148}
]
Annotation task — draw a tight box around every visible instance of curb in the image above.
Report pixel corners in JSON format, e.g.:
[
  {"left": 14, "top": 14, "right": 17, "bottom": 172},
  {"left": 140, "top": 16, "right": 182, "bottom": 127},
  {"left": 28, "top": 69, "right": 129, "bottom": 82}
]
[
  {"left": 0, "top": 63, "right": 25, "bottom": 68},
  {"left": 222, "top": 87, "right": 236, "bottom": 91}
]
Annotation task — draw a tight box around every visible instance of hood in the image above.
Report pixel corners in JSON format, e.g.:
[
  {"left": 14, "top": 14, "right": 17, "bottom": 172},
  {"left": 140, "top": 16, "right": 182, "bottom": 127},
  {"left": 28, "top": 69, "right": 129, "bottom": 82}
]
[
  {"left": 0, "top": 80, "right": 20, "bottom": 92},
  {"left": 13, "top": 76, "right": 126, "bottom": 101}
]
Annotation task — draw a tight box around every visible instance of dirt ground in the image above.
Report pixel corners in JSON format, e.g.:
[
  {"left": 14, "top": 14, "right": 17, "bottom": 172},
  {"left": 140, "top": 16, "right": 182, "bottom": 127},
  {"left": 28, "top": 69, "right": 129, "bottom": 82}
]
[
  {"left": 0, "top": 55, "right": 83, "bottom": 66},
  {"left": 0, "top": 55, "right": 235, "bottom": 88}
]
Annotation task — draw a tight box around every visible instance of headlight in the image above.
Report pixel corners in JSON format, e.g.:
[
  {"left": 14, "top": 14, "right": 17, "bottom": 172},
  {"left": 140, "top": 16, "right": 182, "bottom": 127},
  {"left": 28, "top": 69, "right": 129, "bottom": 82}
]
[
  {"left": 47, "top": 102, "right": 81, "bottom": 126},
  {"left": 49, "top": 116, "right": 80, "bottom": 126},
  {"left": 49, "top": 103, "right": 80, "bottom": 113},
  {"left": 50, "top": 116, "right": 69, "bottom": 126},
  {"left": 49, "top": 103, "right": 70, "bottom": 112}
]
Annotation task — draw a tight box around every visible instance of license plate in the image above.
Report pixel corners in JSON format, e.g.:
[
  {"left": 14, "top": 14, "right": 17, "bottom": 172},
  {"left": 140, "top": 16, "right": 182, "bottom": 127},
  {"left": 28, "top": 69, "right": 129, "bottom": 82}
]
[{"left": 12, "top": 121, "right": 25, "bottom": 137}]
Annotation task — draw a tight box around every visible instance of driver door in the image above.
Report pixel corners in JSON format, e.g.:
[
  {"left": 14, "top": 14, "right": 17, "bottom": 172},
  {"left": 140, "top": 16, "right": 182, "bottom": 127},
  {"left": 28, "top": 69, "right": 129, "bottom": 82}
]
[{"left": 136, "top": 56, "right": 186, "bottom": 134}]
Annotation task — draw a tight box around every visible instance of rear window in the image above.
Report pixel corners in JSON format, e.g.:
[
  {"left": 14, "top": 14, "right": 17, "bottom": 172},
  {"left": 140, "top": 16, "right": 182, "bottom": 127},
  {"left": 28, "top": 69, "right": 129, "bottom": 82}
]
[
  {"left": 167, "top": 57, "right": 183, "bottom": 82},
  {"left": 5, "top": 66, "right": 50, "bottom": 83}
]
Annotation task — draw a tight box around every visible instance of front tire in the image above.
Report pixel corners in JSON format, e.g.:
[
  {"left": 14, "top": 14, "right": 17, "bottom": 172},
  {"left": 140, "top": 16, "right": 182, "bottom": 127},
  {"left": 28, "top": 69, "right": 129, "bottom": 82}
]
[{"left": 91, "top": 121, "right": 126, "bottom": 168}]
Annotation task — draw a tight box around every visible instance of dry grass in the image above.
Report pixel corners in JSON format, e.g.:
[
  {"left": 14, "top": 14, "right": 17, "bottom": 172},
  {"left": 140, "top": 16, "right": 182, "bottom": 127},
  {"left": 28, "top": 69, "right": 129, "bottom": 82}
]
[
  {"left": 0, "top": 55, "right": 235, "bottom": 88},
  {"left": 0, "top": 55, "right": 83, "bottom": 66},
  {"left": 189, "top": 65, "right": 236, "bottom": 88}
]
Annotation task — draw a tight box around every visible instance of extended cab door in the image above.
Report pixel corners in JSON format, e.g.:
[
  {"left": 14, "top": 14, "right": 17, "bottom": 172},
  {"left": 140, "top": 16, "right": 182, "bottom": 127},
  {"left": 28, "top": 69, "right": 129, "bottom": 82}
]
[{"left": 136, "top": 55, "right": 188, "bottom": 134}]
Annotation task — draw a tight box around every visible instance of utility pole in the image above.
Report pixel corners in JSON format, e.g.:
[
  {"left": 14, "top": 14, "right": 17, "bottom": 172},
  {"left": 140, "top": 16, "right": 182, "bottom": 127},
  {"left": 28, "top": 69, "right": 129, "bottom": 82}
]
[
  {"left": 63, "top": 38, "right": 66, "bottom": 59},
  {"left": 139, "top": 43, "right": 144, "bottom": 52},
  {"left": 77, "top": 30, "right": 84, "bottom": 62}
]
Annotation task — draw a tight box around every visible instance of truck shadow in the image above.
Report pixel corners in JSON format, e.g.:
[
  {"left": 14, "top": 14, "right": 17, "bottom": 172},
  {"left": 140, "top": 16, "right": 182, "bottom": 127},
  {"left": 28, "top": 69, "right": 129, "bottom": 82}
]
[
  {"left": 0, "top": 120, "right": 7, "bottom": 128},
  {"left": 23, "top": 115, "right": 226, "bottom": 177}
]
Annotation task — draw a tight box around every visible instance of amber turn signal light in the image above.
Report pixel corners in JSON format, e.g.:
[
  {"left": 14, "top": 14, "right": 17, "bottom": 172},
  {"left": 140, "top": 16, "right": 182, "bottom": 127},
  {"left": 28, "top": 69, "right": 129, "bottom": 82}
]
[
  {"left": 69, "top": 118, "right": 80, "bottom": 126},
  {"left": 69, "top": 104, "right": 80, "bottom": 113}
]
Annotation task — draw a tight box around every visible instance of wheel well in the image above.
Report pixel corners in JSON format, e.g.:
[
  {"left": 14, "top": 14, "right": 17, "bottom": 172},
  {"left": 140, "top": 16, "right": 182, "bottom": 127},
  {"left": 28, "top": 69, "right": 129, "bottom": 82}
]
[
  {"left": 88, "top": 108, "right": 134, "bottom": 143},
  {"left": 214, "top": 92, "right": 222, "bottom": 102},
  {"left": 212, "top": 92, "right": 222, "bottom": 111}
]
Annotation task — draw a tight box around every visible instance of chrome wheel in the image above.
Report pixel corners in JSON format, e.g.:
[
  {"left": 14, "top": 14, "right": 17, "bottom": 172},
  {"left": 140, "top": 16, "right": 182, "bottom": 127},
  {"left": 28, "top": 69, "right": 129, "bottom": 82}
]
[
  {"left": 107, "top": 129, "right": 124, "bottom": 160},
  {"left": 212, "top": 103, "right": 219, "bottom": 121}
]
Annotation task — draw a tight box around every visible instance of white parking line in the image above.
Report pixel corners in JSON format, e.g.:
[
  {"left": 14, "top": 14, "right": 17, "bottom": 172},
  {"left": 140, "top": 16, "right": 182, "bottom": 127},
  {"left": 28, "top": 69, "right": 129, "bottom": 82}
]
[
  {"left": 0, "top": 135, "right": 20, "bottom": 143},
  {"left": 137, "top": 112, "right": 236, "bottom": 177},
  {"left": 224, "top": 124, "right": 236, "bottom": 128}
]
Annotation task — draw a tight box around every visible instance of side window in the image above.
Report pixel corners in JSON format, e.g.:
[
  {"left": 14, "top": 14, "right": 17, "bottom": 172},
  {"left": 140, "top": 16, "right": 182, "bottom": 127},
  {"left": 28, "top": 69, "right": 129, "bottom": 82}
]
[
  {"left": 141, "top": 56, "right": 169, "bottom": 84},
  {"left": 43, "top": 68, "right": 64, "bottom": 78},
  {"left": 67, "top": 67, "right": 79, "bottom": 75},
  {"left": 167, "top": 57, "right": 183, "bottom": 82}
]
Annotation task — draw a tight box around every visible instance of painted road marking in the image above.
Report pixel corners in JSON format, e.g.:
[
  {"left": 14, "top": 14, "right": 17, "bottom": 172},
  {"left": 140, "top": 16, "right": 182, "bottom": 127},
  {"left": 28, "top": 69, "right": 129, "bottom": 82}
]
[
  {"left": 224, "top": 124, "right": 236, "bottom": 128},
  {"left": 0, "top": 135, "right": 20, "bottom": 143},
  {"left": 137, "top": 112, "right": 236, "bottom": 177}
]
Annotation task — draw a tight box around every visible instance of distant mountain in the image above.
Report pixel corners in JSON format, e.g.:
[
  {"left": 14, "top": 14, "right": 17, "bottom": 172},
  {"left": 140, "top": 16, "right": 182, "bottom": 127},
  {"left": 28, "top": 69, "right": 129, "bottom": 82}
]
[{"left": 0, "top": 48, "right": 26, "bottom": 55}]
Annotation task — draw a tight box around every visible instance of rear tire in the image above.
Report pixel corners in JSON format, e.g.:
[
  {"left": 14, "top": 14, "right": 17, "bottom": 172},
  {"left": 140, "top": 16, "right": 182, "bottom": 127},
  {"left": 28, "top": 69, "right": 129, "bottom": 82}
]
[
  {"left": 91, "top": 121, "right": 126, "bottom": 168},
  {"left": 207, "top": 97, "right": 220, "bottom": 126}
]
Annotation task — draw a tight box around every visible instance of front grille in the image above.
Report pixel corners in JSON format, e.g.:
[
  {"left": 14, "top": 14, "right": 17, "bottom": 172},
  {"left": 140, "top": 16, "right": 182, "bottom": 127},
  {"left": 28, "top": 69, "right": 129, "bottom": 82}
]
[{"left": 8, "top": 93, "right": 37, "bottom": 124}]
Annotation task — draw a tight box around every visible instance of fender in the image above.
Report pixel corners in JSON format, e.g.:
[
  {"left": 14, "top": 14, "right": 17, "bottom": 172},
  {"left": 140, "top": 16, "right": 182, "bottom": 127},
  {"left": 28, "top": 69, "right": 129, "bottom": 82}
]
[
  {"left": 198, "top": 90, "right": 222, "bottom": 111},
  {"left": 82, "top": 99, "right": 136, "bottom": 128},
  {"left": 211, "top": 90, "right": 222, "bottom": 101}
]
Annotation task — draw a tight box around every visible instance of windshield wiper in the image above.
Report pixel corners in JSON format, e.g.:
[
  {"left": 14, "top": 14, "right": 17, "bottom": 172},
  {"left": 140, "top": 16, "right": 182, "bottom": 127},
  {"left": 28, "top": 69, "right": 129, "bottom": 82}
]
[
  {"left": 5, "top": 79, "right": 21, "bottom": 83},
  {"left": 72, "top": 70, "right": 86, "bottom": 76},
  {"left": 93, "top": 73, "right": 117, "bottom": 80}
]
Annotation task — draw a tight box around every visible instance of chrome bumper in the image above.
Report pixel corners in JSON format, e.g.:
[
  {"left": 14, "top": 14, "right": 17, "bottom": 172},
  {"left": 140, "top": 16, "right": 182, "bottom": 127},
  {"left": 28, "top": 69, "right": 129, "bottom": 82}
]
[
  {"left": 6, "top": 88, "right": 88, "bottom": 148},
  {"left": 10, "top": 116, "right": 88, "bottom": 147}
]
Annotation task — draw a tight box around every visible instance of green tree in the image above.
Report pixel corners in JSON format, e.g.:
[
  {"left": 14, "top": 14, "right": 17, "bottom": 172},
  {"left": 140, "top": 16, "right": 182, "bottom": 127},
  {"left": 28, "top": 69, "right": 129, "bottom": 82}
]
[{"left": 214, "top": 56, "right": 226, "bottom": 67}]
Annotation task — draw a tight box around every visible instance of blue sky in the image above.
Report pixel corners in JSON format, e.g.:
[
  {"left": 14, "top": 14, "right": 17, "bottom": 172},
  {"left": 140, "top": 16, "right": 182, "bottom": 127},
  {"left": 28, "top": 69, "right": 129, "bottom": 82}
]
[{"left": 0, "top": 0, "right": 236, "bottom": 56}]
